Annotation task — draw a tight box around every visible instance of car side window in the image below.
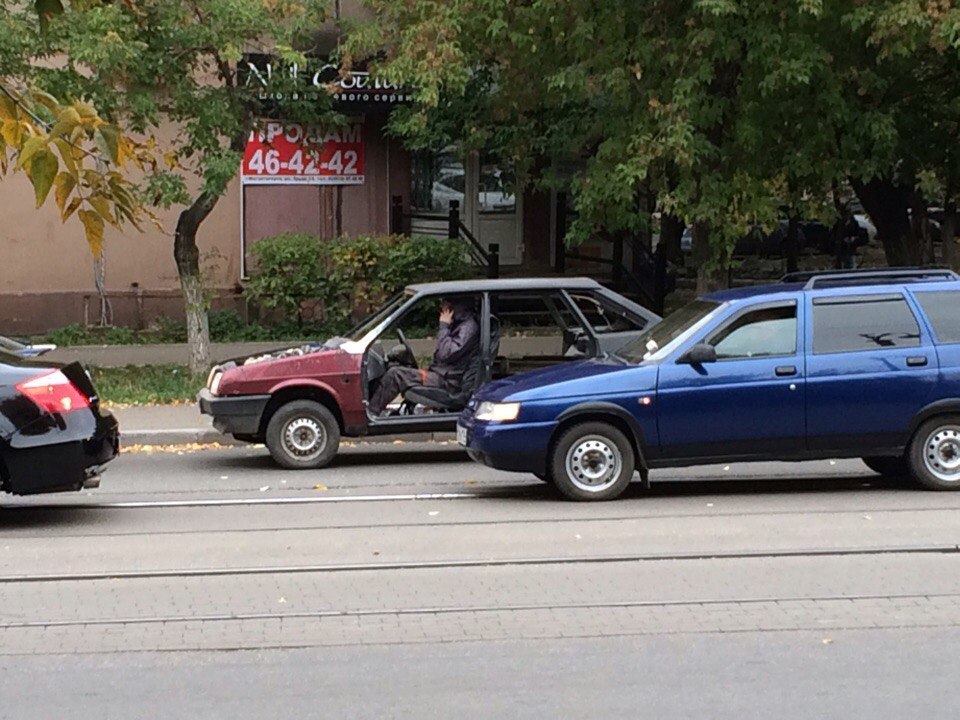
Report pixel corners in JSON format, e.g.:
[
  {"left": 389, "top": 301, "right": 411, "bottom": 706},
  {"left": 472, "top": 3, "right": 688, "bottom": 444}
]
[
  {"left": 488, "top": 291, "right": 590, "bottom": 375},
  {"left": 707, "top": 304, "right": 797, "bottom": 360},
  {"left": 567, "top": 292, "right": 649, "bottom": 334},
  {"left": 913, "top": 291, "right": 960, "bottom": 345},
  {"left": 813, "top": 295, "right": 921, "bottom": 354}
]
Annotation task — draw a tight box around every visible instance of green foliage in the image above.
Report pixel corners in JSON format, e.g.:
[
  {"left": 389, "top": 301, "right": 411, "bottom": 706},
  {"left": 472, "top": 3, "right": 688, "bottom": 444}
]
[
  {"left": 89, "top": 365, "right": 198, "bottom": 406},
  {"left": 347, "top": 0, "right": 960, "bottom": 276},
  {"left": 245, "top": 233, "right": 473, "bottom": 325}
]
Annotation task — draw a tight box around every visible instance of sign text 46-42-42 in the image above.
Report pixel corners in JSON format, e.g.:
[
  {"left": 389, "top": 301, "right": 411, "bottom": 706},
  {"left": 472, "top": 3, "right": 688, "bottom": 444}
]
[{"left": 241, "top": 121, "right": 365, "bottom": 185}]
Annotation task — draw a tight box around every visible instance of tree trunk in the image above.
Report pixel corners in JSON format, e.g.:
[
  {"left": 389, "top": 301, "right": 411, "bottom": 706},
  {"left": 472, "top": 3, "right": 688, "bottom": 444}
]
[
  {"left": 692, "top": 221, "right": 727, "bottom": 294},
  {"left": 911, "top": 196, "right": 933, "bottom": 265},
  {"left": 851, "top": 177, "right": 916, "bottom": 266},
  {"left": 944, "top": 200, "right": 958, "bottom": 271},
  {"left": 785, "top": 216, "right": 801, "bottom": 274},
  {"left": 659, "top": 213, "right": 685, "bottom": 265},
  {"left": 175, "top": 192, "right": 219, "bottom": 376}
]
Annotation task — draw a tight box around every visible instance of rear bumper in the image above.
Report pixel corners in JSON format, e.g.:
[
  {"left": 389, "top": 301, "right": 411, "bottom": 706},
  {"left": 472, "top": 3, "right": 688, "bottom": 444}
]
[
  {"left": 3, "top": 409, "right": 119, "bottom": 495},
  {"left": 198, "top": 388, "right": 271, "bottom": 436}
]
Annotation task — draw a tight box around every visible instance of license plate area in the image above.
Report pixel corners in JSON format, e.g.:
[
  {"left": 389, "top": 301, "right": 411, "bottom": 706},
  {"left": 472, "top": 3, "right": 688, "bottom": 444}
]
[{"left": 456, "top": 424, "right": 467, "bottom": 446}]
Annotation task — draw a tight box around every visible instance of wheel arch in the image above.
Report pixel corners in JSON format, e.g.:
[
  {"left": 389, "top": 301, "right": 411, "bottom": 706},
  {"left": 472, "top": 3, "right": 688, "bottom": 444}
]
[
  {"left": 907, "top": 399, "right": 960, "bottom": 440},
  {"left": 551, "top": 402, "right": 647, "bottom": 470},
  {"left": 259, "top": 384, "right": 345, "bottom": 436}
]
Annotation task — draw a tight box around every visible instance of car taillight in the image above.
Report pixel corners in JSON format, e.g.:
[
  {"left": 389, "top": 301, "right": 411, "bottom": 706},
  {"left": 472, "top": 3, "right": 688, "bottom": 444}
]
[{"left": 16, "top": 370, "right": 91, "bottom": 415}]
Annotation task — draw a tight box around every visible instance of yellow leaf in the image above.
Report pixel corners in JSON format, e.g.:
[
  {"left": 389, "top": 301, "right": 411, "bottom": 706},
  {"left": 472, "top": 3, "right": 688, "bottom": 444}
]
[
  {"left": 0, "top": 94, "right": 17, "bottom": 121},
  {"left": 88, "top": 194, "right": 117, "bottom": 227},
  {"left": 52, "top": 138, "right": 78, "bottom": 179},
  {"left": 163, "top": 150, "right": 179, "bottom": 169},
  {"left": 49, "top": 106, "right": 82, "bottom": 140},
  {"left": 62, "top": 196, "right": 82, "bottom": 221},
  {"left": 17, "top": 136, "right": 47, "bottom": 169},
  {"left": 78, "top": 209, "right": 104, "bottom": 256},
  {"left": 54, "top": 172, "right": 76, "bottom": 215},
  {"left": 98, "top": 125, "right": 119, "bottom": 164},
  {"left": 313, "top": 483, "right": 327, "bottom": 490},
  {"left": 1, "top": 119, "right": 23, "bottom": 149},
  {"left": 74, "top": 101, "right": 97, "bottom": 119},
  {"left": 29, "top": 150, "right": 59, "bottom": 207}
]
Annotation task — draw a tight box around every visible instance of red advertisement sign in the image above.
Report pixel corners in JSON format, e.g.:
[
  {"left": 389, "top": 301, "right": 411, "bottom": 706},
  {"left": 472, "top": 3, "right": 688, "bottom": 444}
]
[{"left": 241, "top": 120, "right": 365, "bottom": 185}]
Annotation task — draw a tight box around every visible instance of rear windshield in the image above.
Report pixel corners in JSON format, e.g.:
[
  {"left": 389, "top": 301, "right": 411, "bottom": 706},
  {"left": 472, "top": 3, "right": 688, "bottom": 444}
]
[{"left": 913, "top": 291, "right": 960, "bottom": 345}]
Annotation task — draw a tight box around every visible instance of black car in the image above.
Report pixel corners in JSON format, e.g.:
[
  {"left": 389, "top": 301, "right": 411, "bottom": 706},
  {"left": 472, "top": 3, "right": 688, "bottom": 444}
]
[{"left": 0, "top": 351, "right": 119, "bottom": 495}]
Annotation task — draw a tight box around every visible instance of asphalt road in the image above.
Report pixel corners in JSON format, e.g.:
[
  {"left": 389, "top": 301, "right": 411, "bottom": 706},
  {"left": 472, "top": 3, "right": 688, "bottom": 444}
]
[{"left": 2, "top": 442, "right": 960, "bottom": 719}]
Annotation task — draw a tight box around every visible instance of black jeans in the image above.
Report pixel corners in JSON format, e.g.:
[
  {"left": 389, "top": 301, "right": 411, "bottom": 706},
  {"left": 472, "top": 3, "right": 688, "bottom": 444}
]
[{"left": 369, "top": 366, "right": 446, "bottom": 415}]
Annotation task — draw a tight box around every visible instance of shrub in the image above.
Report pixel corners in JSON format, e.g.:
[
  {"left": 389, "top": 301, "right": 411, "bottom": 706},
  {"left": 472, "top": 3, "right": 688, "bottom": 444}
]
[{"left": 244, "top": 233, "right": 473, "bottom": 327}]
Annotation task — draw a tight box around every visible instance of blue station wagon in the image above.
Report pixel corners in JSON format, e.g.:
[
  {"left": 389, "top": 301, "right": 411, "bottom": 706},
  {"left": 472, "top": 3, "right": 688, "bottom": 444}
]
[{"left": 458, "top": 268, "right": 960, "bottom": 501}]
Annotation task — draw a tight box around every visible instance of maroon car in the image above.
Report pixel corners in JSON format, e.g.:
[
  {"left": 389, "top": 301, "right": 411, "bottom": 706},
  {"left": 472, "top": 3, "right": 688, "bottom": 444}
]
[{"left": 198, "top": 278, "right": 659, "bottom": 469}]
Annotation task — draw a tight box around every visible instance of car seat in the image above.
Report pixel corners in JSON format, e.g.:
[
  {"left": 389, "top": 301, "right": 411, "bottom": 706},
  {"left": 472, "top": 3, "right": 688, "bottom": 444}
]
[{"left": 403, "top": 317, "right": 501, "bottom": 412}]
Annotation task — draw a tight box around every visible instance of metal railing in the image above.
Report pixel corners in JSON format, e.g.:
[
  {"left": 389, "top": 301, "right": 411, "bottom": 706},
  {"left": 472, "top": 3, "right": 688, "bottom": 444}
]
[{"left": 391, "top": 196, "right": 499, "bottom": 279}]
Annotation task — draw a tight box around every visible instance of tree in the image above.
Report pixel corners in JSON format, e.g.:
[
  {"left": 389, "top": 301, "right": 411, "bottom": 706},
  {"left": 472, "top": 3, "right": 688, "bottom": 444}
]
[
  {"left": 1, "top": 0, "right": 333, "bottom": 374},
  {"left": 348, "top": 0, "right": 960, "bottom": 282}
]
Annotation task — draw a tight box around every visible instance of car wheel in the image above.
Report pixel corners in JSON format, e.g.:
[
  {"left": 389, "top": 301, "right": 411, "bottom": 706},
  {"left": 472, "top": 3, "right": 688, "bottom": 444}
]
[
  {"left": 265, "top": 400, "right": 340, "bottom": 470},
  {"left": 549, "top": 422, "right": 635, "bottom": 501},
  {"left": 908, "top": 416, "right": 960, "bottom": 490},
  {"left": 862, "top": 456, "right": 909, "bottom": 477}
]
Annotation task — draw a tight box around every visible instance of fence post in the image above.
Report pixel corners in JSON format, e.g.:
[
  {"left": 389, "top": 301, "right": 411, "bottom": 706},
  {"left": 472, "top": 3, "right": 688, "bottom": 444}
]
[
  {"left": 448, "top": 200, "right": 460, "bottom": 240},
  {"left": 488, "top": 243, "right": 500, "bottom": 279},
  {"left": 390, "top": 195, "right": 404, "bottom": 236}
]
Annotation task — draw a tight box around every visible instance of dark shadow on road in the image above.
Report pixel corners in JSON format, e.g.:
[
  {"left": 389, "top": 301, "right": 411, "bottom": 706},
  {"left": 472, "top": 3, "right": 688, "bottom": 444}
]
[
  {"left": 472, "top": 473, "right": 917, "bottom": 503},
  {"left": 204, "top": 447, "right": 470, "bottom": 470},
  {"left": 0, "top": 505, "right": 117, "bottom": 531}
]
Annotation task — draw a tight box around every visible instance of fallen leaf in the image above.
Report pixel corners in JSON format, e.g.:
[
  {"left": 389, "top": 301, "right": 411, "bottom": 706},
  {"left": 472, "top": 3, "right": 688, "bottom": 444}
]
[
  {"left": 706, "top": 503, "right": 714, "bottom": 507},
  {"left": 220, "top": 475, "right": 229, "bottom": 480},
  {"left": 393, "top": 440, "right": 405, "bottom": 445},
  {"left": 822, "top": 638, "right": 833, "bottom": 645},
  {"left": 466, "top": 479, "right": 477, "bottom": 485},
  {"left": 428, "top": 511, "right": 439, "bottom": 516},
  {"left": 278, "top": 597, "right": 287, "bottom": 604},
  {"left": 313, "top": 483, "right": 327, "bottom": 490},
  {"left": 259, "top": 485, "right": 269, "bottom": 492},
  {"left": 723, "top": 466, "right": 730, "bottom": 471}
]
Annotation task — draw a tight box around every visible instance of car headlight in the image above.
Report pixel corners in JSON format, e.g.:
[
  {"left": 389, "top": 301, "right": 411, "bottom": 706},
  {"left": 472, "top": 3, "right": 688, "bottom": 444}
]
[
  {"left": 475, "top": 401, "right": 521, "bottom": 422},
  {"left": 209, "top": 371, "right": 223, "bottom": 396}
]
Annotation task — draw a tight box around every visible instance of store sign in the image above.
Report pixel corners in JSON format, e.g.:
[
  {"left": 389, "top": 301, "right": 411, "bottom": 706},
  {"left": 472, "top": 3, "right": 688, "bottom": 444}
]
[
  {"left": 241, "top": 53, "right": 410, "bottom": 110},
  {"left": 240, "top": 121, "right": 365, "bottom": 185}
]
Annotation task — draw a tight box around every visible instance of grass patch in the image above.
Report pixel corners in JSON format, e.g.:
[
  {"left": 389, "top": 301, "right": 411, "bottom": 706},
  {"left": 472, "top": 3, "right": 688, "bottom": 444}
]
[{"left": 90, "top": 364, "right": 200, "bottom": 406}]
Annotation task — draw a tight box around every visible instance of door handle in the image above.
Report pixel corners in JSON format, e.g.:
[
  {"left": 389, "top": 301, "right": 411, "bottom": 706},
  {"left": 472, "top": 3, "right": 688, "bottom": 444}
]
[
  {"left": 775, "top": 365, "right": 798, "bottom": 377},
  {"left": 906, "top": 356, "right": 928, "bottom": 367}
]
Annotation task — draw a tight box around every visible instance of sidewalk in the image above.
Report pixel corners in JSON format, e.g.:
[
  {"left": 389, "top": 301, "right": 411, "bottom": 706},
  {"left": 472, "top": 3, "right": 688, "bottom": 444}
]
[{"left": 113, "top": 404, "right": 454, "bottom": 446}]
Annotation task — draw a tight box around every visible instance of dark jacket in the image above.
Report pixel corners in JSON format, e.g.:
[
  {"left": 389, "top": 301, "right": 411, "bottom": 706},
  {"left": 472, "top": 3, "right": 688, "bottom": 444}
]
[{"left": 429, "top": 307, "right": 480, "bottom": 388}]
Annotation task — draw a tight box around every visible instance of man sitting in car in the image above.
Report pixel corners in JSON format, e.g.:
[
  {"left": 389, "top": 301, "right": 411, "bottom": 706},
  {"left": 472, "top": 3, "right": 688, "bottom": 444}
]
[{"left": 368, "top": 297, "right": 481, "bottom": 416}]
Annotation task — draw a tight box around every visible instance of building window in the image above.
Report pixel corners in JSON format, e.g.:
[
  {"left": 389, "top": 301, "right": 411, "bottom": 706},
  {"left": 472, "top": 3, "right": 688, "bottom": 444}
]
[{"left": 411, "top": 147, "right": 463, "bottom": 213}]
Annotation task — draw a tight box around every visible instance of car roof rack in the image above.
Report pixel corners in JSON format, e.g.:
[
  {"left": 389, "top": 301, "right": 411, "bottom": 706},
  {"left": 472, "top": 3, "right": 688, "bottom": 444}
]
[{"left": 780, "top": 267, "right": 960, "bottom": 290}]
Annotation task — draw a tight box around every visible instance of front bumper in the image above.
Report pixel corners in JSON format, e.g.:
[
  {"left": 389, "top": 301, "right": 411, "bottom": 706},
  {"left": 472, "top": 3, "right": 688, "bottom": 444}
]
[
  {"left": 458, "top": 411, "right": 556, "bottom": 475},
  {"left": 197, "top": 388, "right": 271, "bottom": 436},
  {"left": 4, "top": 408, "right": 119, "bottom": 495}
]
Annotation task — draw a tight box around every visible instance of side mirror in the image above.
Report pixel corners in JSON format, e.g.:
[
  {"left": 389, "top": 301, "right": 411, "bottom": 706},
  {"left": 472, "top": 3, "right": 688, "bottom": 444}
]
[
  {"left": 575, "top": 334, "right": 596, "bottom": 355},
  {"left": 678, "top": 343, "right": 717, "bottom": 365}
]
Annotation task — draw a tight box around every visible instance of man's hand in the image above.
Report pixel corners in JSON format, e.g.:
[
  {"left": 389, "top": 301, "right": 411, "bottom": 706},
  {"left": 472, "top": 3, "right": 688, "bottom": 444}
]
[{"left": 439, "top": 307, "right": 454, "bottom": 325}]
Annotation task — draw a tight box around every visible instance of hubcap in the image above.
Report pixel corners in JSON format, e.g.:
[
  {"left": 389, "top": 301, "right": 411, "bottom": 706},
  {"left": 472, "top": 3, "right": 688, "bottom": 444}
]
[
  {"left": 923, "top": 426, "right": 960, "bottom": 482},
  {"left": 565, "top": 436, "right": 622, "bottom": 492},
  {"left": 283, "top": 417, "right": 325, "bottom": 459}
]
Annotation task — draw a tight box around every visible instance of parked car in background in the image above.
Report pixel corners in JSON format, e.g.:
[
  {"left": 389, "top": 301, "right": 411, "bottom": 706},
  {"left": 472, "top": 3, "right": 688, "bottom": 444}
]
[
  {"left": 0, "top": 336, "right": 57, "bottom": 358},
  {"left": 199, "top": 278, "right": 660, "bottom": 469},
  {"left": 0, "top": 350, "right": 118, "bottom": 495},
  {"left": 459, "top": 268, "right": 960, "bottom": 501}
]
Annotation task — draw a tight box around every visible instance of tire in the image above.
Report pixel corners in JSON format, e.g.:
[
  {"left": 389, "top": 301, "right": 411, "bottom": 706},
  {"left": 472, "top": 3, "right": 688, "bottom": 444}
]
[
  {"left": 549, "top": 422, "right": 635, "bottom": 501},
  {"left": 907, "top": 415, "right": 960, "bottom": 490},
  {"left": 265, "top": 400, "right": 340, "bottom": 470},
  {"left": 862, "top": 456, "right": 909, "bottom": 477}
]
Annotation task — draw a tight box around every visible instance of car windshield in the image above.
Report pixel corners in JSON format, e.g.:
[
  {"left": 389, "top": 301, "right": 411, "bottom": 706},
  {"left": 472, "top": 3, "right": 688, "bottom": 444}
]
[
  {"left": 616, "top": 299, "right": 720, "bottom": 363},
  {"left": 345, "top": 292, "right": 410, "bottom": 342}
]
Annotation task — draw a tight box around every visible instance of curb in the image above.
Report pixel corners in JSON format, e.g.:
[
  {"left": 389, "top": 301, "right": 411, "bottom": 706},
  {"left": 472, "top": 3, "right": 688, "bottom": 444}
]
[{"left": 121, "top": 429, "right": 458, "bottom": 447}]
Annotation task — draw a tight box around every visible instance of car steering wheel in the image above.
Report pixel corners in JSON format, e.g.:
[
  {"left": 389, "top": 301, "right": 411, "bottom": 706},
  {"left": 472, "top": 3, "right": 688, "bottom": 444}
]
[{"left": 396, "top": 328, "right": 418, "bottom": 368}]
